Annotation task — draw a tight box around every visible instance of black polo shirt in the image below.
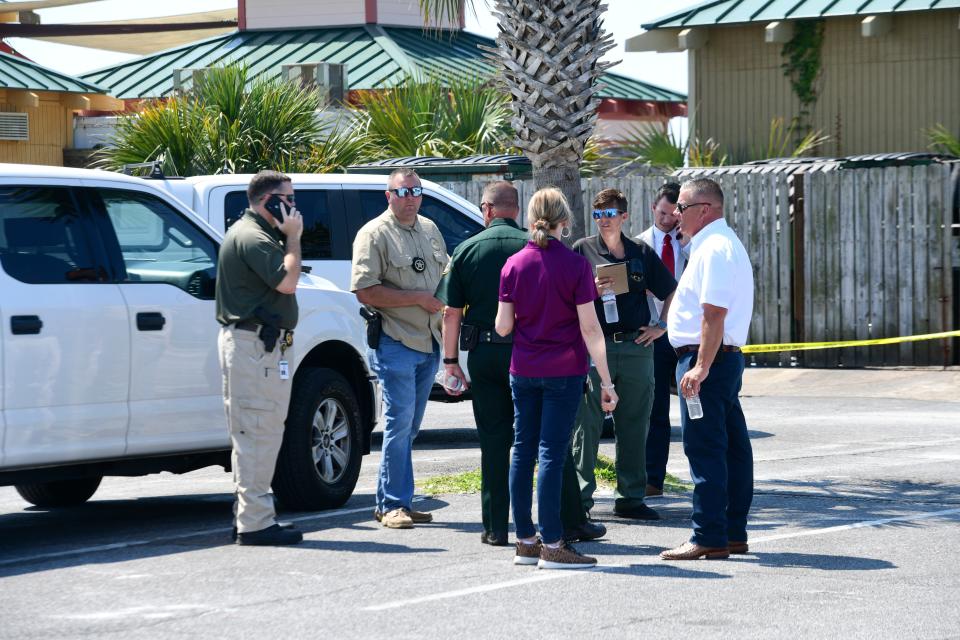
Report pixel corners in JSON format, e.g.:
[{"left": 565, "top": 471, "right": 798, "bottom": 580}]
[{"left": 572, "top": 232, "right": 676, "bottom": 335}]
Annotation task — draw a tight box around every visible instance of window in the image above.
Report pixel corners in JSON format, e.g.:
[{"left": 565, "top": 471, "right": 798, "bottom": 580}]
[
  {"left": 0, "top": 186, "right": 100, "bottom": 284},
  {"left": 224, "top": 189, "right": 335, "bottom": 260},
  {"left": 98, "top": 189, "right": 218, "bottom": 299},
  {"left": 355, "top": 190, "right": 481, "bottom": 254}
]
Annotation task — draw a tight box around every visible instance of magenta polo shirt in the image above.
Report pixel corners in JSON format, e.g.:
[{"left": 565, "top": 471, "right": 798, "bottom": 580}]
[{"left": 499, "top": 239, "right": 597, "bottom": 377}]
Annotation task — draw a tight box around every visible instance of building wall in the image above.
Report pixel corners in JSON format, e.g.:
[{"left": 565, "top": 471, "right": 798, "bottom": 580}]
[
  {"left": 244, "top": 0, "right": 460, "bottom": 30},
  {"left": 245, "top": 0, "right": 366, "bottom": 30},
  {"left": 692, "top": 11, "right": 960, "bottom": 158},
  {"left": 0, "top": 92, "right": 67, "bottom": 166}
]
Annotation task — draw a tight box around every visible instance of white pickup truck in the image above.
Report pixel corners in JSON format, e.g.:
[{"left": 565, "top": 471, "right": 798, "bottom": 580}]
[
  {"left": 149, "top": 172, "right": 486, "bottom": 390},
  {"left": 0, "top": 164, "right": 380, "bottom": 510}
]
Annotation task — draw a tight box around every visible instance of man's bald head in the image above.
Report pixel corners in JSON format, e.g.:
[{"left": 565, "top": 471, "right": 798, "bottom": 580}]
[{"left": 480, "top": 181, "right": 520, "bottom": 225}]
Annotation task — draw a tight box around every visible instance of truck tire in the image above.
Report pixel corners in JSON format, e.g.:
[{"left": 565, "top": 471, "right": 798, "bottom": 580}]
[
  {"left": 15, "top": 476, "right": 102, "bottom": 507},
  {"left": 273, "top": 368, "right": 363, "bottom": 511}
]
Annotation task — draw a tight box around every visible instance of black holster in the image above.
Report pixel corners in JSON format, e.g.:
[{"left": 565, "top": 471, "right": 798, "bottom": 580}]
[
  {"left": 459, "top": 323, "right": 480, "bottom": 352},
  {"left": 359, "top": 306, "right": 382, "bottom": 350},
  {"left": 253, "top": 306, "right": 282, "bottom": 353}
]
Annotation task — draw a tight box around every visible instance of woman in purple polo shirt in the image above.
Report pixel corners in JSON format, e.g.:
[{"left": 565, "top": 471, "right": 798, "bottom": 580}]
[{"left": 495, "top": 187, "right": 618, "bottom": 570}]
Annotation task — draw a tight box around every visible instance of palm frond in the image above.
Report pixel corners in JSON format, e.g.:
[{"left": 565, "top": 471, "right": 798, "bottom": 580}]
[{"left": 925, "top": 124, "right": 960, "bottom": 156}]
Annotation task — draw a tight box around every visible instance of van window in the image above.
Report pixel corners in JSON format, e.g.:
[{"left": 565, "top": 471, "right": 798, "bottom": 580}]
[
  {"left": 225, "top": 189, "right": 335, "bottom": 260},
  {"left": 98, "top": 189, "right": 218, "bottom": 299},
  {"left": 355, "top": 189, "right": 481, "bottom": 254},
  {"left": 0, "top": 186, "right": 100, "bottom": 284}
]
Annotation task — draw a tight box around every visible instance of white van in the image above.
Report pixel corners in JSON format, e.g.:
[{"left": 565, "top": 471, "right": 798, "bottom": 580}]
[{"left": 0, "top": 164, "right": 380, "bottom": 510}]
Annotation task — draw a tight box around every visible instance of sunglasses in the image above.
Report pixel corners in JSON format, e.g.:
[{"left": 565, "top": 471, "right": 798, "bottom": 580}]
[
  {"left": 592, "top": 208, "right": 622, "bottom": 219},
  {"left": 390, "top": 186, "right": 423, "bottom": 198},
  {"left": 675, "top": 201, "right": 710, "bottom": 214},
  {"left": 269, "top": 193, "right": 295, "bottom": 204}
]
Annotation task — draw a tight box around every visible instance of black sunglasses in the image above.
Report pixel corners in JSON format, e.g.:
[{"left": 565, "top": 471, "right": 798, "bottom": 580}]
[
  {"left": 269, "top": 192, "right": 295, "bottom": 204},
  {"left": 676, "top": 201, "right": 710, "bottom": 214},
  {"left": 390, "top": 186, "right": 423, "bottom": 198}
]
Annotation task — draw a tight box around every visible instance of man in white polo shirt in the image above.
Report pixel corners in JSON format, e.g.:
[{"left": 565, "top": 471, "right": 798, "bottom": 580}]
[{"left": 660, "top": 177, "right": 755, "bottom": 561}]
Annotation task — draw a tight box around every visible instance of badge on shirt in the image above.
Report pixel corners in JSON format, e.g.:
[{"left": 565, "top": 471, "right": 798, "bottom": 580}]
[
  {"left": 412, "top": 256, "right": 426, "bottom": 273},
  {"left": 279, "top": 360, "right": 289, "bottom": 380}
]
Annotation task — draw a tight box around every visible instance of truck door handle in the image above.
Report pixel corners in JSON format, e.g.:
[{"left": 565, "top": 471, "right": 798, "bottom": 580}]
[
  {"left": 136, "top": 312, "right": 166, "bottom": 331},
  {"left": 10, "top": 315, "right": 43, "bottom": 335}
]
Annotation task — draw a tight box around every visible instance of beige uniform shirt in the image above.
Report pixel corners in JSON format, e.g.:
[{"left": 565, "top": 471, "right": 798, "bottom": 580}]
[{"left": 351, "top": 210, "right": 447, "bottom": 353}]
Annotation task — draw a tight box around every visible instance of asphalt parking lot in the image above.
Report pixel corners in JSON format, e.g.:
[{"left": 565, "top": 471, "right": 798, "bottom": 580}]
[{"left": 1, "top": 368, "right": 958, "bottom": 639}]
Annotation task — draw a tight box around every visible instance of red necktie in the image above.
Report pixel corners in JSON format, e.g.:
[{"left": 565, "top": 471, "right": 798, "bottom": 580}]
[{"left": 661, "top": 233, "right": 675, "bottom": 278}]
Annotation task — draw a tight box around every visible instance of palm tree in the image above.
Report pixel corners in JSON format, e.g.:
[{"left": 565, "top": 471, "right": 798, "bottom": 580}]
[{"left": 419, "top": 0, "right": 615, "bottom": 240}]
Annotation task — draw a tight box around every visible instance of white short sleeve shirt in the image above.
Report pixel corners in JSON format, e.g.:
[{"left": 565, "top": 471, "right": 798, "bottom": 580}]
[{"left": 667, "top": 219, "right": 754, "bottom": 348}]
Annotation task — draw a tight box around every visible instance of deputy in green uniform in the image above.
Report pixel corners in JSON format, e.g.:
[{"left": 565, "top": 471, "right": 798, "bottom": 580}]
[{"left": 436, "top": 181, "right": 604, "bottom": 546}]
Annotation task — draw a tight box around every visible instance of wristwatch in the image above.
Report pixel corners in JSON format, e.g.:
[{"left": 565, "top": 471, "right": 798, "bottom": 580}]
[
  {"left": 655, "top": 319, "right": 667, "bottom": 330},
  {"left": 443, "top": 357, "right": 459, "bottom": 365}
]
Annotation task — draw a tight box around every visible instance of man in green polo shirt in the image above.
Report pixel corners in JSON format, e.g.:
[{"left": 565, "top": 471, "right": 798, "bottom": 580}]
[
  {"left": 435, "top": 181, "right": 605, "bottom": 546},
  {"left": 216, "top": 170, "right": 303, "bottom": 546}
]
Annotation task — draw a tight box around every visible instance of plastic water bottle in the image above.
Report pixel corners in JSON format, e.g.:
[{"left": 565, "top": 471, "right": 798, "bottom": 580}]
[
  {"left": 601, "top": 289, "right": 619, "bottom": 323},
  {"left": 435, "top": 369, "right": 463, "bottom": 393},
  {"left": 686, "top": 394, "right": 704, "bottom": 420}
]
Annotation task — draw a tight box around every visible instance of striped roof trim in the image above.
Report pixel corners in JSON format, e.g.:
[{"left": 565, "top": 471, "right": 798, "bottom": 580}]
[{"left": 643, "top": 0, "right": 960, "bottom": 29}]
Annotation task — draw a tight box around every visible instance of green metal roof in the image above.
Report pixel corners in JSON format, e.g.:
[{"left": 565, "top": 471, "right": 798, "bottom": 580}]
[
  {"left": 643, "top": 0, "right": 960, "bottom": 29},
  {"left": 0, "top": 50, "right": 108, "bottom": 94},
  {"left": 80, "top": 25, "right": 686, "bottom": 103}
]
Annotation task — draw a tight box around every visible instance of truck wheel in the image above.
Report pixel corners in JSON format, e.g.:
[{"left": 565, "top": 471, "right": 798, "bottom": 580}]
[
  {"left": 15, "top": 476, "right": 102, "bottom": 507},
  {"left": 273, "top": 368, "right": 363, "bottom": 511}
]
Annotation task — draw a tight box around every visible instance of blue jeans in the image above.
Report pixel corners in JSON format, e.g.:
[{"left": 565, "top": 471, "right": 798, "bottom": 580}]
[
  {"left": 676, "top": 351, "right": 753, "bottom": 548},
  {"left": 371, "top": 334, "right": 440, "bottom": 512},
  {"left": 509, "top": 374, "right": 585, "bottom": 544}
]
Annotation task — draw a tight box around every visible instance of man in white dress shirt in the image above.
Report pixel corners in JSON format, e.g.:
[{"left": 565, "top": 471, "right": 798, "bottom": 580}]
[
  {"left": 637, "top": 182, "right": 687, "bottom": 498},
  {"left": 660, "top": 178, "right": 755, "bottom": 561}
]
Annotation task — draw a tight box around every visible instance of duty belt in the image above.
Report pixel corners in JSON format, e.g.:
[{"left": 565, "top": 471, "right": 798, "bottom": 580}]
[
  {"left": 674, "top": 344, "right": 741, "bottom": 356},
  {"left": 605, "top": 329, "right": 641, "bottom": 343},
  {"left": 233, "top": 320, "right": 294, "bottom": 347},
  {"left": 478, "top": 329, "right": 512, "bottom": 344}
]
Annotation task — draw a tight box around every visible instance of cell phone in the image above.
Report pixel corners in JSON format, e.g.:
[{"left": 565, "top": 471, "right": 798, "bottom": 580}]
[{"left": 264, "top": 194, "right": 286, "bottom": 222}]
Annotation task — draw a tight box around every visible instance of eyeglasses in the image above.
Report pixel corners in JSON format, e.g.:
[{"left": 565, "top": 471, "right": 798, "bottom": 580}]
[
  {"left": 390, "top": 186, "right": 423, "bottom": 198},
  {"left": 592, "top": 208, "right": 622, "bottom": 219},
  {"left": 675, "top": 201, "right": 710, "bottom": 214},
  {"left": 270, "top": 193, "right": 295, "bottom": 204}
]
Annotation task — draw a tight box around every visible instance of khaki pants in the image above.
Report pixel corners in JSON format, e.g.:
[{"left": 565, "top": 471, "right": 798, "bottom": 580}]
[{"left": 218, "top": 326, "right": 293, "bottom": 533}]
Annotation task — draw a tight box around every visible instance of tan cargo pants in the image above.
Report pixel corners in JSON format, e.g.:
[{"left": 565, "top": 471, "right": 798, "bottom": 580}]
[{"left": 218, "top": 326, "right": 293, "bottom": 534}]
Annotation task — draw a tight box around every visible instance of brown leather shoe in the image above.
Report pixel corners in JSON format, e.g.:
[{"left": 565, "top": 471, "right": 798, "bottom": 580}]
[
  {"left": 645, "top": 484, "right": 663, "bottom": 497},
  {"left": 728, "top": 541, "right": 749, "bottom": 554},
  {"left": 660, "top": 541, "right": 730, "bottom": 560},
  {"left": 407, "top": 509, "right": 433, "bottom": 524}
]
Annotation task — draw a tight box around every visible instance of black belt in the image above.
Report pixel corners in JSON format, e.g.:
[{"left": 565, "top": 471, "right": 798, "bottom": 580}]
[
  {"left": 233, "top": 320, "right": 294, "bottom": 340},
  {"left": 675, "top": 344, "right": 741, "bottom": 356},
  {"left": 478, "top": 329, "right": 512, "bottom": 344},
  {"left": 605, "top": 330, "right": 641, "bottom": 343}
]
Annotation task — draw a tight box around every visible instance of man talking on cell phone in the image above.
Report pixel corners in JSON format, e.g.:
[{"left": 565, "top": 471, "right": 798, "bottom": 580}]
[{"left": 215, "top": 170, "right": 304, "bottom": 546}]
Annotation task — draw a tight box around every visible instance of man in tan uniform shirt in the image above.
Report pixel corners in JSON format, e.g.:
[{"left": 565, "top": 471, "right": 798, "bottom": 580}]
[{"left": 351, "top": 168, "right": 447, "bottom": 529}]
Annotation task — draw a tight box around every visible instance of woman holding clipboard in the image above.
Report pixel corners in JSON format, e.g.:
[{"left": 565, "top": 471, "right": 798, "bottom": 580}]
[{"left": 571, "top": 188, "right": 678, "bottom": 522}]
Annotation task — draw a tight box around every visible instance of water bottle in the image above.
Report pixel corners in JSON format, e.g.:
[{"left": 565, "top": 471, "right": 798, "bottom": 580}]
[
  {"left": 436, "top": 369, "right": 464, "bottom": 393},
  {"left": 601, "top": 288, "right": 619, "bottom": 323},
  {"left": 686, "top": 394, "right": 704, "bottom": 420}
]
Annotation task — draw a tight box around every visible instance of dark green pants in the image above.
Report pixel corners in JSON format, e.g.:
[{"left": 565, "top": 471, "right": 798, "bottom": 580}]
[
  {"left": 468, "top": 344, "right": 585, "bottom": 536},
  {"left": 573, "top": 339, "right": 655, "bottom": 512}
]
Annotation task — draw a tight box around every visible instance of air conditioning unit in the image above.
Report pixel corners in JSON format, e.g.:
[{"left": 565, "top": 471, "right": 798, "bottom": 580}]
[
  {"left": 0, "top": 112, "right": 29, "bottom": 141},
  {"left": 172, "top": 68, "right": 211, "bottom": 93},
  {"left": 281, "top": 63, "right": 348, "bottom": 105}
]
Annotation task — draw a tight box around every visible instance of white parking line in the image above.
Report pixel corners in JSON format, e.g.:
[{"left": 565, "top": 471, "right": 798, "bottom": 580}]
[
  {"left": 0, "top": 487, "right": 413, "bottom": 568},
  {"left": 360, "top": 506, "right": 960, "bottom": 611}
]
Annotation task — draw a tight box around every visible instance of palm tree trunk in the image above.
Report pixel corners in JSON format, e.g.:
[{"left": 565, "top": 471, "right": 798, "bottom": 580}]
[{"left": 533, "top": 164, "right": 586, "bottom": 242}]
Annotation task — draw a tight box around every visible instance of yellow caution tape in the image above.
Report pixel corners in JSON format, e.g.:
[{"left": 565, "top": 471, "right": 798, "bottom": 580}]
[{"left": 741, "top": 330, "right": 960, "bottom": 354}]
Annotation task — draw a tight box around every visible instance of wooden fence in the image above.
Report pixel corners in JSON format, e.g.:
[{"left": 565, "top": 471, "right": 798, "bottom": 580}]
[{"left": 441, "top": 163, "right": 958, "bottom": 367}]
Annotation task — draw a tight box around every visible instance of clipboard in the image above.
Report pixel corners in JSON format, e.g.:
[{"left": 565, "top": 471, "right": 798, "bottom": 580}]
[{"left": 596, "top": 262, "right": 629, "bottom": 295}]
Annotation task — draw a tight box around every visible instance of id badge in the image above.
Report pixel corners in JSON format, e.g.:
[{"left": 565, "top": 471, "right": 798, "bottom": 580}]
[{"left": 279, "top": 360, "right": 289, "bottom": 380}]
